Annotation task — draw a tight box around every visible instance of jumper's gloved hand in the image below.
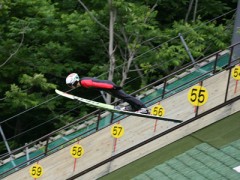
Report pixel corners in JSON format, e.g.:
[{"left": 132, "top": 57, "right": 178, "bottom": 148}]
[{"left": 114, "top": 86, "right": 122, "bottom": 90}]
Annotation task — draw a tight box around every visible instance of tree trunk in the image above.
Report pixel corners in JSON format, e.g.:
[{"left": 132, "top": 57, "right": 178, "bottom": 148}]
[
  {"left": 120, "top": 53, "right": 135, "bottom": 87},
  {"left": 185, "top": 0, "right": 194, "bottom": 22},
  {"left": 193, "top": 0, "right": 198, "bottom": 22},
  {"left": 107, "top": 0, "right": 116, "bottom": 104}
]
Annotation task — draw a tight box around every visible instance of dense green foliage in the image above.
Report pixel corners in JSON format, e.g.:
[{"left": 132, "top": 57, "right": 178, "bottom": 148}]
[{"left": 0, "top": 0, "right": 237, "bottom": 153}]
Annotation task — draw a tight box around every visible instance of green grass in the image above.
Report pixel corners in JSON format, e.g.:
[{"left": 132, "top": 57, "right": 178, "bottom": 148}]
[
  {"left": 192, "top": 112, "right": 240, "bottom": 148},
  {"left": 99, "top": 111, "right": 240, "bottom": 180}
]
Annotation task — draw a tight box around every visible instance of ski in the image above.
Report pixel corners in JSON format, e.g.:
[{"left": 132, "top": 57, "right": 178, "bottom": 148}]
[{"left": 55, "top": 89, "right": 182, "bottom": 123}]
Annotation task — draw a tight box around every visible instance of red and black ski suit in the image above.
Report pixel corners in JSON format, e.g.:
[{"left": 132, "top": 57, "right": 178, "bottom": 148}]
[{"left": 79, "top": 77, "right": 146, "bottom": 111}]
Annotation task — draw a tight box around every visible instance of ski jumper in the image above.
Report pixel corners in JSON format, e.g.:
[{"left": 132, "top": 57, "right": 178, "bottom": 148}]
[{"left": 79, "top": 77, "right": 146, "bottom": 111}]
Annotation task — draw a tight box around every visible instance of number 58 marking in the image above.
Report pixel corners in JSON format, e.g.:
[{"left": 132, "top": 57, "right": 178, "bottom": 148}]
[
  {"left": 70, "top": 144, "right": 84, "bottom": 159},
  {"left": 188, "top": 86, "right": 208, "bottom": 106}
]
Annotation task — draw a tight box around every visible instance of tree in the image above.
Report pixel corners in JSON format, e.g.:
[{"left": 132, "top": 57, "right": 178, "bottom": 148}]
[{"left": 0, "top": 0, "right": 76, "bottom": 149}]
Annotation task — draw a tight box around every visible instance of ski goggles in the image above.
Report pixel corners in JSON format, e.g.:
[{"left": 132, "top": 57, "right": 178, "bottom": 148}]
[{"left": 67, "top": 81, "right": 78, "bottom": 88}]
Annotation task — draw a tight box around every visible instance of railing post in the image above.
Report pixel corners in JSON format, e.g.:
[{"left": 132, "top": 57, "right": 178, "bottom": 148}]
[
  {"left": 228, "top": 45, "right": 234, "bottom": 67},
  {"left": 179, "top": 33, "right": 196, "bottom": 65},
  {"left": 110, "top": 112, "right": 115, "bottom": 124},
  {"left": 225, "top": 67, "right": 232, "bottom": 102},
  {"left": 96, "top": 111, "right": 101, "bottom": 130},
  {"left": 195, "top": 81, "right": 203, "bottom": 117},
  {"left": 44, "top": 136, "right": 50, "bottom": 155},
  {"left": 162, "top": 79, "right": 167, "bottom": 99},
  {"left": 25, "top": 143, "right": 30, "bottom": 165},
  {"left": 212, "top": 52, "right": 219, "bottom": 74},
  {"left": 0, "top": 125, "right": 17, "bottom": 169}
]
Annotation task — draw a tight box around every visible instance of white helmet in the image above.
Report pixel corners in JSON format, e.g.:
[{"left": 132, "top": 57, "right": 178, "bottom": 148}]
[{"left": 66, "top": 73, "right": 80, "bottom": 87}]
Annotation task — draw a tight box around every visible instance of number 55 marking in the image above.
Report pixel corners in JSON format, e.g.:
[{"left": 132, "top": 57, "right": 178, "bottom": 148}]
[{"left": 188, "top": 86, "right": 208, "bottom": 106}]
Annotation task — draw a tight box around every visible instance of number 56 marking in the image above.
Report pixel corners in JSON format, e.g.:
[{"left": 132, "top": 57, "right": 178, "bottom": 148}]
[
  {"left": 188, "top": 86, "right": 208, "bottom": 106},
  {"left": 151, "top": 105, "right": 165, "bottom": 117}
]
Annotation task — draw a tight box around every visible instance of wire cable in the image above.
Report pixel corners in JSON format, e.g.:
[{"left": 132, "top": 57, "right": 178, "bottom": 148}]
[
  {"left": 4, "top": 95, "right": 103, "bottom": 141},
  {"left": 6, "top": 104, "right": 82, "bottom": 141},
  {"left": 0, "top": 96, "right": 59, "bottom": 125}
]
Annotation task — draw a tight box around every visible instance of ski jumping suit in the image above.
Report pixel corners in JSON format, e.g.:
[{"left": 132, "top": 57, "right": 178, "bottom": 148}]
[{"left": 79, "top": 77, "right": 146, "bottom": 111}]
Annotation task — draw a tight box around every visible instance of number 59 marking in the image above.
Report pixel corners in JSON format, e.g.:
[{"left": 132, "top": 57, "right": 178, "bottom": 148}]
[{"left": 188, "top": 86, "right": 208, "bottom": 106}]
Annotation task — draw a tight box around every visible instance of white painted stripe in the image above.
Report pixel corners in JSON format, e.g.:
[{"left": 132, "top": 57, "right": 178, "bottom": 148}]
[{"left": 233, "top": 165, "right": 240, "bottom": 173}]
